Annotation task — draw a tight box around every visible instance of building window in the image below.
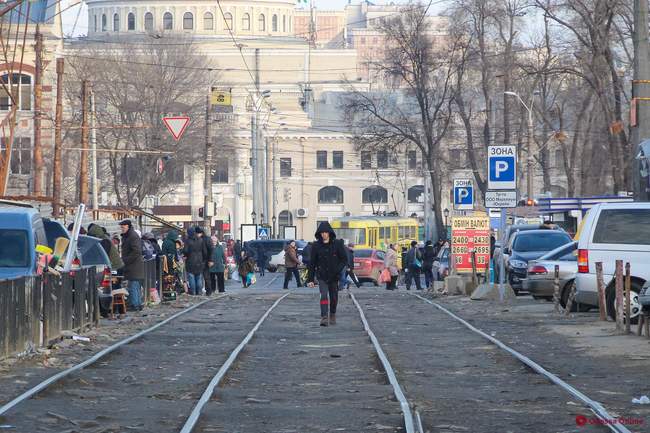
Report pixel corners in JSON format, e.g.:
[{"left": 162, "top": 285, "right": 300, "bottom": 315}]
[
  {"left": 362, "top": 186, "right": 388, "bottom": 204},
  {"left": 259, "top": 14, "right": 266, "bottom": 31},
  {"left": 113, "top": 13, "right": 120, "bottom": 31},
  {"left": 449, "top": 148, "right": 463, "bottom": 168},
  {"left": 555, "top": 149, "right": 563, "bottom": 166},
  {"left": 272, "top": 14, "right": 278, "bottom": 32},
  {"left": 165, "top": 160, "right": 185, "bottom": 184},
  {"left": 361, "top": 151, "right": 371, "bottom": 169},
  {"left": 360, "top": 37, "right": 366, "bottom": 45},
  {"left": 183, "top": 12, "right": 193, "bottom": 30},
  {"left": 408, "top": 150, "right": 417, "bottom": 170},
  {"left": 408, "top": 185, "right": 425, "bottom": 203},
  {"left": 163, "top": 12, "right": 173, "bottom": 30},
  {"left": 279, "top": 210, "right": 293, "bottom": 228},
  {"left": 101, "top": 14, "right": 107, "bottom": 31},
  {"left": 282, "top": 15, "right": 286, "bottom": 32},
  {"left": 0, "top": 73, "right": 32, "bottom": 111},
  {"left": 94, "top": 15, "right": 97, "bottom": 32},
  {"left": 280, "top": 157, "right": 292, "bottom": 177},
  {"left": 127, "top": 13, "right": 135, "bottom": 30},
  {"left": 318, "top": 186, "right": 343, "bottom": 204},
  {"left": 316, "top": 151, "right": 327, "bottom": 169},
  {"left": 204, "top": 12, "right": 214, "bottom": 30},
  {"left": 242, "top": 13, "right": 250, "bottom": 30},
  {"left": 377, "top": 150, "right": 388, "bottom": 169},
  {"left": 333, "top": 151, "right": 343, "bottom": 169},
  {"left": 144, "top": 12, "right": 154, "bottom": 31},
  {"left": 1, "top": 137, "right": 31, "bottom": 175},
  {"left": 212, "top": 160, "right": 228, "bottom": 184},
  {"left": 223, "top": 12, "right": 233, "bottom": 30}
]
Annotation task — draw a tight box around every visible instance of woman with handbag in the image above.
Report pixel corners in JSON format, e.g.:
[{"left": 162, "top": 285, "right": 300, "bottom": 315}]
[
  {"left": 383, "top": 244, "right": 400, "bottom": 290},
  {"left": 404, "top": 241, "right": 423, "bottom": 290}
]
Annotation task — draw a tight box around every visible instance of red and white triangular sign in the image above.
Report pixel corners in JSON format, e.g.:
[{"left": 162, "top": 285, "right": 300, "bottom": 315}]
[{"left": 162, "top": 116, "right": 190, "bottom": 141}]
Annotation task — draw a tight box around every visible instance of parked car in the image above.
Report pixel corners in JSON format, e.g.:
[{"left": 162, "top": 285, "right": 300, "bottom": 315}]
[
  {"left": 640, "top": 281, "right": 650, "bottom": 311},
  {"left": 433, "top": 246, "right": 450, "bottom": 281},
  {"left": 493, "top": 224, "right": 564, "bottom": 281},
  {"left": 523, "top": 241, "right": 580, "bottom": 308},
  {"left": 353, "top": 249, "right": 385, "bottom": 286},
  {"left": 504, "top": 230, "right": 573, "bottom": 294},
  {"left": 576, "top": 202, "right": 650, "bottom": 323},
  {"left": 268, "top": 240, "right": 307, "bottom": 271},
  {"left": 0, "top": 204, "right": 48, "bottom": 280},
  {"left": 245, "top": 239, "right": 301, "bottom": 272}
]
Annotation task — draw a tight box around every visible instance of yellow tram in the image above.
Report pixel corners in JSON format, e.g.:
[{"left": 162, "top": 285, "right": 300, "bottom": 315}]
[{"left": 330, "top": 216, "right": 420, "bottom": 252}]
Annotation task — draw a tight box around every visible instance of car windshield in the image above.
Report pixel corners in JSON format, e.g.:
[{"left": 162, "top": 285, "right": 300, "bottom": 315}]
[
  {"left": 512, "top": 232, "right": 571, "bottom": 253},
  {"left": 335, "top": 228, "right": 366, "bottom": 245},
  {"left": 355, "top": 250, "right": 373, "bottom": 258},
  {"left": 0, "top": 229, "right": 29, "bottom": 267},
  {"left": 538, "top": 242, "right": 577, "bottom": 261}
]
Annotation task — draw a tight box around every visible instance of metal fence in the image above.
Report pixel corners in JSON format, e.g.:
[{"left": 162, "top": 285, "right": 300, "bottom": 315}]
[{"left": 0, "top": 268, "right": 99, "bottom": 360}]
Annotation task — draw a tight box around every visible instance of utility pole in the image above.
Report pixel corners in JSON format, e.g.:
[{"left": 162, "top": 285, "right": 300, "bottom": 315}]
[
  {"left": 526, "top": 104, "right": 534, "bottom": 201},
  {"left": 632, "top": 0, "right": 650, "bottom": 201},
  {"left": 264, "top": 134, "right": 270, "bottom": 225},
  {"left": 53, "top": 58, "right": 64, "bottom": 217},
  {"left": 32, "top": 25, "right": 44, "bottom": 196},
  {"left": 272, "top": 137, "right": 277, "bottom": 238},
  {"left": 78, "top": 80, "right": 89, "bottom": 205},
  {"left": 251, "top": 112, "right": 258, "bottom": 222},
  {"left": 423, "top": 151, "right": 429, "bottom": 241},
  {"left": 90, "top": 89, "right": 99, "bottom": 211},
  {"left": 403, "top": 146, "right": 408, "bottom": 216},
  {"left": 204, "top": 95, "right": 212, "bottom": 234}
]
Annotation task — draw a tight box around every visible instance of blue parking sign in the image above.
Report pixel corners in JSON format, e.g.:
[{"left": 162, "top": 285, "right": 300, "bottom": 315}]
[
  {"left": 453, "top": 179, "right": 474, "bottom": 210},
  {"left": 488, "top": 145, "right": 517, "bottom": 190}
]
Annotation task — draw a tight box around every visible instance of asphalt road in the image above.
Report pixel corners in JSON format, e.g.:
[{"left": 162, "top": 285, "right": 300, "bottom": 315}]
[{"left": 0, "top": 273, "right": 637, "bottom": 433}]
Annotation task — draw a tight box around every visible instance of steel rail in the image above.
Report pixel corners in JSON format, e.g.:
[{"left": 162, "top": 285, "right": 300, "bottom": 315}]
[
  {"left": 413, "top": 294, "right": 633, "bottom": 433},
  {"left": 348, "top": 290, "right": 416, "bottom": 433},
  {"left": 0, "top": 295, "right": 227, "bottom": 416},
  {"left": 179, "top": 291, "right": 291, "bottom": 433}
]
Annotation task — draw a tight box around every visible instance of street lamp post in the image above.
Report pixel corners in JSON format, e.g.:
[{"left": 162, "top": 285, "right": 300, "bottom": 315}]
[
  {"left": 504, "top": 91, "right": 536, "bottom": 201},
  {"left": 272, "top": 216, "right": 277, "bottom": 239},
  {"left": 251, "top": 211, "right": 257, "bottom": 225},
  {"left": 443, "top": 208, "right": 449, "bottom": 228}
]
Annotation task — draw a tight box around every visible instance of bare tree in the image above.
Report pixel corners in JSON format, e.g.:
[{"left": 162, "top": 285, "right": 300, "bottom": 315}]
[
  {"left": 343, "top": 1, "right": 462, "bottom": 239},
  {"left": 65, "top": 35, "right": 226, "bottom": 206}
]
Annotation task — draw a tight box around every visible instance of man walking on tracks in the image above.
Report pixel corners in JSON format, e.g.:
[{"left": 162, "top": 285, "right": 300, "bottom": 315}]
[{"left": 307, "top": 222, "right": 348, "bottom": 327}]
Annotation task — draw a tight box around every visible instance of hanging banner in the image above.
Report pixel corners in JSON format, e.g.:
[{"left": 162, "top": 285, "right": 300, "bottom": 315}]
[{"left": 451, "top": 215, "right": 490, "bottom": 274}]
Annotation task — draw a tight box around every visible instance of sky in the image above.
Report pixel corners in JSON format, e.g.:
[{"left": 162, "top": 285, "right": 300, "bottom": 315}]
[{"left": 60, "top": 0, "right": 417, "bottom": 36}]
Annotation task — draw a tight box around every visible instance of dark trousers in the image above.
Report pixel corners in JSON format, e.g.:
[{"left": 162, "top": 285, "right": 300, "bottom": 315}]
[
  {"left": 386, "top": 275, "right": 398, "bottom": 290},
  {"left": 405, "top": 266, "right": 423, "bottom": 290},
  {"left": 283, "top": 267, "right": 302, "bottom": 288},
  {"left": 318, "top": 279, "right": 338, "bottom": 317},
  {"left": 203, "top": 269, "right": 213, "bottom": 294},
  {"left": 423, "top": 267, "right": 434, "bottom": 288},
  {"left": 210, "top": 272, "right": 225, "bottom": 293}
]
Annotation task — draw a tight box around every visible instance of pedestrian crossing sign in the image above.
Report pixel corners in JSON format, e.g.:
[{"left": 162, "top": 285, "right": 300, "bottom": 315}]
[{"left": 258, "top": 227, "right": 269, "bottom": 239}]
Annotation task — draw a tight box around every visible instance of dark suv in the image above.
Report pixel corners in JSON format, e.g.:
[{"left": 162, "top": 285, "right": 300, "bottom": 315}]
[{"left": 504, "top": 230, "right": 573, "bottom": 294}]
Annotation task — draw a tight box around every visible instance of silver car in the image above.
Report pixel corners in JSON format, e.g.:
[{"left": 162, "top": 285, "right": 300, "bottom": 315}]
[{"left": 523, "top": 241, "right": 578, "bottom": 308}]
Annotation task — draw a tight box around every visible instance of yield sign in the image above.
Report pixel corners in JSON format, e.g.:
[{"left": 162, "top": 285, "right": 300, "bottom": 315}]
[{"left": 162, "top": 116, "right": 190, "bottom": 141}]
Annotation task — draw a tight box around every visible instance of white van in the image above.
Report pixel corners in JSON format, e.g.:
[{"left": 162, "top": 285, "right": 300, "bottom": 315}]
[{"left": 575, "top": 202, "right": 650, "bottom": 321}]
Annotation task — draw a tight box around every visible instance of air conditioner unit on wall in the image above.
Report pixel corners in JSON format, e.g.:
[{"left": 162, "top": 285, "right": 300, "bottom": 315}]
[{"left": 296, "top": 208, "right": 309, "bottom": 218}]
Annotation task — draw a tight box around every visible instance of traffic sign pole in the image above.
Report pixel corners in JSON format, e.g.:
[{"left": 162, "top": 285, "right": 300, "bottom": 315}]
[{"left": 499, "top": 209, "right": 506, "bottom": 301}]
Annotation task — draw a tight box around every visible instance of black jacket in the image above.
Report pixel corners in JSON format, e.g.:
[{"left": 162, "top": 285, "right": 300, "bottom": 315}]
[
  {"left": 346, "top": 247, "right": 355, "bottom": 269},
  {"left": 183, "top": 235, "right": 207, "bottom": 274},
  {"left": 423, "top": 245, "right": 436, "bottom": 270},
  {"left": 202, "top": 236, "right": 214, "bottom": 270},
  {"left": 307, "top": 222, "right": 348, "bottom": 283},
  {"left": 121, "top": 227, "right": 144, "bottom": 280},
  {"left": 405, "top": 247, "right": 422, "bottom": 269}
]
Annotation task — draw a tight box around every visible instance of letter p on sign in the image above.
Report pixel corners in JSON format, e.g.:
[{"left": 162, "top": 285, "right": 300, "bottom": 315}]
[{"left": 488, "top": 145, "right": 517, "bottom": 190}]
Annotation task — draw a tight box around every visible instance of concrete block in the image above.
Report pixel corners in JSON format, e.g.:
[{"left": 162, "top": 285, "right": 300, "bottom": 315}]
[
  {"left": 444, "top": 275, "right": 465, "bottom": 296},
  {"left": 470, "top": 283, "right": 517, "bottom": 301}
]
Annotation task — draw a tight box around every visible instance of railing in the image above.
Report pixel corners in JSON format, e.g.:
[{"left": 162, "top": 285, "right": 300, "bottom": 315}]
[{"left": 0, "top": 268, "right": 99, "bottom": 360}]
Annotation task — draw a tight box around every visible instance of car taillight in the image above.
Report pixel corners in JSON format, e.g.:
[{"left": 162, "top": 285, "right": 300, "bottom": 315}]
[
  {"left": 578, "top": 249, "right": 589, "bottom": 273},
  {"left": 528, "top": 265, "right": 548, "bottom": 275},
  {"left": 101, "top": 267, "right": 111, "bottom": 288}
]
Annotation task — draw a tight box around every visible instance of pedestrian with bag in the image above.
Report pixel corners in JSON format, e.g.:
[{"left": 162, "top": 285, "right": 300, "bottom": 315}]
[
  {"left": 422, "top": 240, "right": 436, "bottom": 289},
  {"left": 340, "top": 242, "right": 361, "bottom": 289},
  {"left": 238, "top": 251, "right": 256, "bottom": 288},
  {"left": 209, "top": 235, "right": 227, "bottom": 294},
  {"left": 283, "top": 240, "right": 302, "bottom": 289},
  {"left": 119, "top": 220, "right": 144, "bottom": 311},
  {"left": 195, "top": 227, "right": 214, "bottom": 295},
  {"left": 306, "top": 222, "right": 348, "bottom": 327},
  {"left": 404, "top": 241, "right": 423, "bottom": 291},
  {"left": 383, "top": 243, "right": 399, "bottom": 290},
  {"left": 183, "top": 227, "right": 207, "bottom": 296}
]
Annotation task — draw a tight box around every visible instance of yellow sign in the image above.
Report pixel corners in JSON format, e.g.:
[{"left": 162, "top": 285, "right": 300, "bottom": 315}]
[{"left": 210, "top": 88, "right": 232, "bottom": 106}]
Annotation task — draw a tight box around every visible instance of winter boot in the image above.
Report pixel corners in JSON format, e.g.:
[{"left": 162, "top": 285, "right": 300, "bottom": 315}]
[
  {"left": 320, "top": 316, "right": 329, "bottom": 327},
  {"left": 330, "top": 314, "right": 336, "bottom": 325}
]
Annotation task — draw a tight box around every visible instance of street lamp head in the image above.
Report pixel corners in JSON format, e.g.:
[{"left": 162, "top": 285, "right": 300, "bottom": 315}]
[
  {"left": 504, "top": 91, "right": 518, "bottom": 97},
  {"left": 443, "top": 208, "right": 450, "bottom": 217}
]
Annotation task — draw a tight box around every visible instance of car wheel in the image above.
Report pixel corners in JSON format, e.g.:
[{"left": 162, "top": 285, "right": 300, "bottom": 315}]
[{"left": 606, "top": 280, "right": 643, "bottom": 324}]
